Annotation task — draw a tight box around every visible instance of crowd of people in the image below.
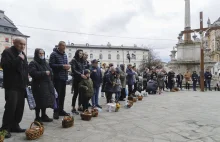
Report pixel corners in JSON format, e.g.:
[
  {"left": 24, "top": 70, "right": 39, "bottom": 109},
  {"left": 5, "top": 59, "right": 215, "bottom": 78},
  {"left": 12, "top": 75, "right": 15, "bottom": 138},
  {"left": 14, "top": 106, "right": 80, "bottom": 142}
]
[{"left": 0, "top": 38, "right": 215, "bottom": 139}]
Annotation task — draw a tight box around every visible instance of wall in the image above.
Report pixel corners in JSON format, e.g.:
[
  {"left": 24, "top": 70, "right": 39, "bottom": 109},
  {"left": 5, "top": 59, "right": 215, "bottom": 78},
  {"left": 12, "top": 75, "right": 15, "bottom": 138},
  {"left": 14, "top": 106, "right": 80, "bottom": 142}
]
[{"left": 65, "top": 47, "right": 148, "bottom": 69}]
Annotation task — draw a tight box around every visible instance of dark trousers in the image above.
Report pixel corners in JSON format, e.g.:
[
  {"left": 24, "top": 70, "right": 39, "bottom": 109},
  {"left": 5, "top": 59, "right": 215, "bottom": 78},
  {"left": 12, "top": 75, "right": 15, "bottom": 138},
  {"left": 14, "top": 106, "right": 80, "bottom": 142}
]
[
  {"left": 193, "top": 81, "right": 197, "bottom": 91},
  {"left": 133, "top": 83, "right": 137, "bottom": 93},
  {"left": 72, "top": 80, "right": 81, "bottom": 107},
  {"left": 115, "top": 92, "right": 121, "bottom": 102},
  {"left": 164, "top": 80, "right": 168, "bottom": 89},
  {"left": 168, "top": 80, "right": 173, "bottom": 90},
  {"left": 205, "top": 79, "right": 211, "bottom": 90},
  {"left": 1, "top": 89, "right": 25, "bottom": 131},
  {"left": 128, "top": 85, "right": 133, "bottom": 95},
  {"left": 177, "top": 81, "right": 182, "bottom": 89},
  {"left": 54, "top": 80, "right": 66, "bottom": 112},
  {"left": 185, "top": 82, "right": 190, "bottom": 90},
  {"left": 106, "top": 92, "right": 113, "bottom": 103},
  {"left": 119, "top": 88, "right": 126, "bottom": 100},
  {"left": 82, "top": 95, "right": 91, "bottom": 111},
  {"left": 71, "top": 79, "right": 74, "bottom": 92}
]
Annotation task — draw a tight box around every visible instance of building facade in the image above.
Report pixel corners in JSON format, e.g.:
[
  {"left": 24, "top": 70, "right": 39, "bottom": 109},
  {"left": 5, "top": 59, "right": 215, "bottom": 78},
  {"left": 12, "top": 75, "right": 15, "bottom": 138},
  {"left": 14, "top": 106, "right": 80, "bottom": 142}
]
[
  {"left": 64, "top": 43, "right": 149, "bottom": 69},
  {"left": 0, "top": 10, "right": 29, "bottom": 58}
]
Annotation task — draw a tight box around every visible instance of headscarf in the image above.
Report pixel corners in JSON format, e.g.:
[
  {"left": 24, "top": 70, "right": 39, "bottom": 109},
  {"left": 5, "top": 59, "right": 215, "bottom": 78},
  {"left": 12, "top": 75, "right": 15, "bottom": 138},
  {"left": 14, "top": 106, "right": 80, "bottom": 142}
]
[{"left": 34, "top": 48, "right": 46, "bottom": 64}]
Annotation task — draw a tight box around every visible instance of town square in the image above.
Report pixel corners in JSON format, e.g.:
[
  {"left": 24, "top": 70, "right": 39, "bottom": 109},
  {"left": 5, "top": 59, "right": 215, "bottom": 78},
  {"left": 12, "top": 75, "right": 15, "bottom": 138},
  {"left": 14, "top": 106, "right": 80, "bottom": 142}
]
[{"left": 0, "top": 0, "right": 220, "bottom": 142}]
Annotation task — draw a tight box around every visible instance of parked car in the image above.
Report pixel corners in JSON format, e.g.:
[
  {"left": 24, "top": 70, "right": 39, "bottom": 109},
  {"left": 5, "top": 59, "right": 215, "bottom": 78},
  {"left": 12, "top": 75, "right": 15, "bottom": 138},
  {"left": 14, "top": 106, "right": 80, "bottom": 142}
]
[
  {"left": 66, "top": 75, "right": 73, "bottom": 85},
  {"left": 0, "top": 71, "right": 3, "bottom": 87}
]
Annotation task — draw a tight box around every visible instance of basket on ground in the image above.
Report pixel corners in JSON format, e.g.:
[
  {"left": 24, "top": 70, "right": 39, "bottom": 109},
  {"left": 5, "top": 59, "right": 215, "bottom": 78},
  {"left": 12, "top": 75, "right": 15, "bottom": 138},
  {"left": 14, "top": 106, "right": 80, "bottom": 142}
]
[
  {"left": 127, "top": 101, "right": 133, "bottom": 108},
  {"left": 115, "top": 103, "right": 121, "bottom": 112},
  {"left": 62, "top": 116, "right": 74, "bottom": 128},
  {"left": 133, "top": 97, "right": 137, "bottom": 102},
  {"left": 91, "top": 108, "right": 99, "bottom": 117},
  {"left": 138, "top": 96, "right": 143, "bottom": 101},
  {"left": 80, "top": 109, "right": 92, "bottom": 121},
  {"left": 25, "top": 122, "right": 44, "bottom": 140}
]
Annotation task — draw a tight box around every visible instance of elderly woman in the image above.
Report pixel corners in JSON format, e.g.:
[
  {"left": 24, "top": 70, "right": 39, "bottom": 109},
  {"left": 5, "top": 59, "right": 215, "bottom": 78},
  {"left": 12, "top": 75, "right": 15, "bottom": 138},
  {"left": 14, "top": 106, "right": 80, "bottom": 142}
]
[
  {"left": 104, "top": 67, "right": 116, "bottom": 103},
  {"left": 28, "top": 48, "right": 55, "bottom": 124}
]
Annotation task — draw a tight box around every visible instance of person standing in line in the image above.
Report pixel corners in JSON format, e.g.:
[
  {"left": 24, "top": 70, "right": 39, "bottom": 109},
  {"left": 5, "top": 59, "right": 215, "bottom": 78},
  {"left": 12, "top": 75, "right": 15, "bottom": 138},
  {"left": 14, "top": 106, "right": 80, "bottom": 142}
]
[
  {"left": 119, "top": 64, "right": 126, "bottom": 101},
  {"left": 191, "top": 71, "right": 199, "bottom": 91},
  {"left": 90, "top": 59, "right": 102, "bottom": 108},
  {"left": 101, "top": 63, "right": 107, "bottom": 97},
  {"left": 70, "top": 49, "right": 85, "bottom": 113},
  {"left": 168, "top": 69, "right": 175, "bottom": 91},
  {"left": 204, "top": 69, "right": 212, "bottom": 91},
  {"left": 83, "top": 52, "right": 90, "bottom": 69},
  {"left": 126, "top": 64, "right": 135, "bottom": 96},
  {"left": 105, "top": 67, "right": 116, "bottom": 103},
  {"left": 49, "top": 41, "right": 70, "bottom": 119},
  {"left": 114, "top": 69, "right": 122, "bottom": 102},
  {"left": 0, "top": 38, "right": 28, "bottom": 138},
  {"left": 143, "top": 68, "right": 150, "bottom": 91},
  {"left": 157, "top": 70, "right": 164, "bottom": 94},
  {"left": 176, "top": 72, "right": 183, "bottom": 90},
  {"left": 132, "top": 66, "right": 139, "bottom": 93},
  {"left": 29, "top": 49, "right": 54, "bottom": 124},
  {"left": 184, "top": 69, "right": 191, "bottom": 91}
]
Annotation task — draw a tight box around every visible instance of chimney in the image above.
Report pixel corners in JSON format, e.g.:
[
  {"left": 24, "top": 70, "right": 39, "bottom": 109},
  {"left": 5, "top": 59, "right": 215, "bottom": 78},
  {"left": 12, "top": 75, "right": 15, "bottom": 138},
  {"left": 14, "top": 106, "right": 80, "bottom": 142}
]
[{"left": 0, "top": 10, "right": 4, "bottom": 19}]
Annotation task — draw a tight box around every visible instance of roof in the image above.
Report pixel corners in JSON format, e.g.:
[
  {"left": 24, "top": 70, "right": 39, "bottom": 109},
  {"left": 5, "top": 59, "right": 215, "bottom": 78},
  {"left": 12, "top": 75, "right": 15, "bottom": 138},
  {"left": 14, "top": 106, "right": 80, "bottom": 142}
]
[
  {"left": 0, "top": 10, "right": 29, "bottom": 37},
  {"left": 64, "top": 44, "right": 149, "bottom": 51},
  {"left": 212, "top": 17, "right": 220, "bottom": 27}
]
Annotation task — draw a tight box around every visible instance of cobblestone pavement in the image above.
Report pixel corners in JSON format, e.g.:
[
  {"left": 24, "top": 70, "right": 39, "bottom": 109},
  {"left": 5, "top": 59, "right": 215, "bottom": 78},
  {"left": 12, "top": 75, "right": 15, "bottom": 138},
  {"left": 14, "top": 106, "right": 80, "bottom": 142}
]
[{"left": 1, "top": 86, "right": 220, "bottom": 142}]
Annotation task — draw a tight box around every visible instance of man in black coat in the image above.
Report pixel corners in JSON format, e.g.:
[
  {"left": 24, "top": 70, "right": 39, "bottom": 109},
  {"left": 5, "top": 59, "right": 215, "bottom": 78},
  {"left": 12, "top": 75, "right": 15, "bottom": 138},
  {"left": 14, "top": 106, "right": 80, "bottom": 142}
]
[
  {"left": 176, "top": 73, "right": 183, "bottom": 90},
  {"left": 191, "top": 71, "right": 199, "bottom": 91},
  {"left": 168, "top": 70, "right": 175, "bottom": 91},
  {"left": 0, "top": 38, "right": 28, "bottom": 138},
  {"left": 49, "top": 41, "right": 70, "bottom": 119}
]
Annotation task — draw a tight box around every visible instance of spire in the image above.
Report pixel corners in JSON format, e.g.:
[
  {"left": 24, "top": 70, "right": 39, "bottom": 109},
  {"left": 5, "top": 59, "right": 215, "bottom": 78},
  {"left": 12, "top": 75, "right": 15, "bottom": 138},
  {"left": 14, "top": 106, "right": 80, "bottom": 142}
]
[
  {"left": 207, "top": 18, "right": 211, "bottom": 27},
  {"left": 185, "top": 0, "right": 191, "bottom": 29}
]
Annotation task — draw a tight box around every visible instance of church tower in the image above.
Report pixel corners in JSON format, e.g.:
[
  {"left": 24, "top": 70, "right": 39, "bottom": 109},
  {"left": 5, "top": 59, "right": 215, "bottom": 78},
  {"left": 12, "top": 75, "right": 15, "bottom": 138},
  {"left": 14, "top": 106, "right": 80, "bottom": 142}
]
[{"left": 184, "top": 0, "right": 192, "bottom": 43}]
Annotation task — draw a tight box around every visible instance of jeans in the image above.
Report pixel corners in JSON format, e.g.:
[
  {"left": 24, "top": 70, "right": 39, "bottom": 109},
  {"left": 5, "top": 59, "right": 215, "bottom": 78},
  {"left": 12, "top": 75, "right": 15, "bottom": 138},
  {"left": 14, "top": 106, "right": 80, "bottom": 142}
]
[
  {"left": 54, "top": 80, "right": 66, "bottom": 112},
  {"left": 177, "top": 81, "right": 182, "bottom": 89},
  {"left": 1, "top": 89, "right": 25, "bottom": 130},
  {"left": 128, "top": 85, "right": 133, "bottom": 95},
  {"left": 119, "top": 88, "right": 126, "bottom": 100},
  {"left": 205, "top": 79, "right": 211, "bottom": 90},
  {"left": 115, "top": 92, "right": 121, "bottom": 102},
  {"left": 92, "top": 87, "right": 100, "bottom": 106},
  {"left": 193, "top": 81, "right": 197, "bottom": 91}
]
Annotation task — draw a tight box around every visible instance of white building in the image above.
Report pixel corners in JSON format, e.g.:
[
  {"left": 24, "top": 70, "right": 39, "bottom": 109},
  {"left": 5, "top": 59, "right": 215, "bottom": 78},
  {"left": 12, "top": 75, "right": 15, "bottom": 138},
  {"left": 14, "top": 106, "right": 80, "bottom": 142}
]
[
  {"left": 64, "top": 43, "right": 149, "bottom": 69},
  {"left": 0, "top": 10, "right": 29, "bottom": 57}
]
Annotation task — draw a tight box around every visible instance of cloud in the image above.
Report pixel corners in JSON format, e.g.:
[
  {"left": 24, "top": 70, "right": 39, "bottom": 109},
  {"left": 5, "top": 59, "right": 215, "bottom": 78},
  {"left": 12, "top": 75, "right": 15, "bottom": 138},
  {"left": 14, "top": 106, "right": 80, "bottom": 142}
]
[{"left": 0, "top": 0, "right": 219, "bottom": 62}]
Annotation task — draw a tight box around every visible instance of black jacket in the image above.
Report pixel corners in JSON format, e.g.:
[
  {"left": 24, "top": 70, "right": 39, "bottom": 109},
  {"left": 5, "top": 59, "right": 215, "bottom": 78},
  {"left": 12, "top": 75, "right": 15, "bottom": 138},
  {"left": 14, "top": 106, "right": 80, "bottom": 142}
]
[
  {"left": 176, "top": 74, "right": 184, "bottom": 83},
  {"left": 70, "top": 58, "right": 84, "bottom": 82},
  {"left": 191, "top": 73, "right": 199, "bottom": 81},
  {"left": 168, "top": 71, "right": 175, "bottom": 81},
  {"left": 49, "top": 48, "right": 68, "bottom": 81},
  {"left": 90, "top": 66, "right": 102, "bottom": 88},
  {"left": 1, "top": 46, "right": 28, "bottom": 90},
  {"left": 28, "top": 51, "right": 55, "bottom": 109},
  {"left": 143, "top": 72, "right": 151, "bottom": 82}
]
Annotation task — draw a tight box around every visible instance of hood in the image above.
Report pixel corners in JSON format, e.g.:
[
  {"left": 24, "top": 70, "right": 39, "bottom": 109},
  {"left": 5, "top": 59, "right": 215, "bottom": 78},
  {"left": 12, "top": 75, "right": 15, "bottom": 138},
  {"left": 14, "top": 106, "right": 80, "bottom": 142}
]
[{"left": 34, "top": 48, "right": 45, "bottom": 64}]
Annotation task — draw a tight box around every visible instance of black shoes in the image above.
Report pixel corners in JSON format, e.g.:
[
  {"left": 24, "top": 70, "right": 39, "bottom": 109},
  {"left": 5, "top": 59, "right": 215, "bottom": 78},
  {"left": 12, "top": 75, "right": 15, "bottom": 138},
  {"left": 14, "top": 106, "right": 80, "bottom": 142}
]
[
  {"left": 34, "top": 118, "right": 43, "bottom": 125},
  {"left": 59, "top": 110, "right": 70, "bottom": 116},
  {"left": 10, "top": 127, "right": 26, "bottom": 133},
  {"left": 96, "top": 105, "right": 102, "bottom": 109},
  {"left": 41, "top": 115, "right": 53, "bottom": 122},
  {"left": 78, "top": 107, "right": 83, "bottom": 112},
  {"left": 71, "top": 109, "right": 79, "bottom": 115},
  {"left": 53, "top": 112, "right": 59, "bottom": 120},
  {"left": 4, "top": 130, "right": 11, "bottom": 138}
]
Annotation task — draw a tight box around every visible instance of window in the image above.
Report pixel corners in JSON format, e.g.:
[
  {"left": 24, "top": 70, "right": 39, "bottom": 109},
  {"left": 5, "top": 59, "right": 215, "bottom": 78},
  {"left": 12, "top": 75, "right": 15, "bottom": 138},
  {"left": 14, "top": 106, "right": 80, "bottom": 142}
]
[
  {"left": 5, "top": 38, "right": 9, "bottom": 42},
  {"left": 68, "top": 53, "right": 72, "bottom": 58},
  {"left": 99, "top": 54, "right": 103, "bottom": 59},
  {"left": 108, "top": 54, "right": 111, "bottom": 59},
  {"left": 4, "top": 28, "right": 9, "bottom": 31},
  {"left": 217, "top": 54, "right": 219, "bottom": 62},
  {"left": 69, "top": 49, "right": 71, "bottom": 51},
  {"left": 132, "top": 53, "right": 136, "bottom": 60},
  {"left": 117, "top": 51, "right": 119, "bottom": 53},
  {"left": 117, "top": 54, "right": 120, "bottom": 59},
  {"left": 90, "top": 54, "right": 93, "bottom": 59}
]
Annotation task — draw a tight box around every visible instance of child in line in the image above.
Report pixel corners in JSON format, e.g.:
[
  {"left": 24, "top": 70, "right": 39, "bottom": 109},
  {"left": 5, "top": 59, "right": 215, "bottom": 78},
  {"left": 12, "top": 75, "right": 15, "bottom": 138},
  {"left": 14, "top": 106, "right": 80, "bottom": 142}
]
[
  {"left": 115, "top": 72, "right": 122, "bottom": 102},
  {"left": 79, "top": 69, "right": 94, "bottom": 111}
]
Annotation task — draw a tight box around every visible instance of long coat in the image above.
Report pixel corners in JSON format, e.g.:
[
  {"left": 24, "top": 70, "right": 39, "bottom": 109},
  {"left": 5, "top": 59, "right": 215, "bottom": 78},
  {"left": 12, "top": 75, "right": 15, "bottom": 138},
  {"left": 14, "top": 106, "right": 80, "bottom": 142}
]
[
  {"left": 120, "top": 71, "right": 126, "bottom": 88},
  {"left": 104, "top": 72, "right": 116, "bottom": 93},
  {"left": 126, "top": 68, "right": 135, "bottom": 85},
  {"left": 29, "top": 60, "right": 55, "bottom": 109}
]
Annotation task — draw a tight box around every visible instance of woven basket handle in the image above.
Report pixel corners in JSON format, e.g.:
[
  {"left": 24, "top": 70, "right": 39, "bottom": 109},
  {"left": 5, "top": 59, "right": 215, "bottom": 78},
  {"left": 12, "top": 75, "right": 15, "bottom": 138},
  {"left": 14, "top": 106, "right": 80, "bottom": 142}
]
[
  {"left": 31, "top": 121, "right": 42, "bottom": 129},
  {"left": 84, "top": 109, "right": 89, "bottom": 113}
]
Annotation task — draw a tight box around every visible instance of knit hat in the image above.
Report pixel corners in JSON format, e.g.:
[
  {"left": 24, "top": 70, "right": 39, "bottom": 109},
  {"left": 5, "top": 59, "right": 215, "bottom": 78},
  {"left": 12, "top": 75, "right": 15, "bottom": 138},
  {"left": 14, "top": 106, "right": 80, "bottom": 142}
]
[{"left": 84, "top": 69, "right": 90, "bottom": 75}]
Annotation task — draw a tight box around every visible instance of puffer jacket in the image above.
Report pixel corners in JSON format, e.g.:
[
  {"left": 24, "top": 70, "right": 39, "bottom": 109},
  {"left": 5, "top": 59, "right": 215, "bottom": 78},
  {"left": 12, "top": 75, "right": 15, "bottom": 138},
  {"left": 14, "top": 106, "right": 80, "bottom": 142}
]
[
  {"left": 70, "top": 58, "right": 84, "bottom": 82},
  {"left": 79, "top": 78, "right": 94, "bottom": 98},
  {"left": 49, "top": 48, "right": 68, "bottom": 81}
]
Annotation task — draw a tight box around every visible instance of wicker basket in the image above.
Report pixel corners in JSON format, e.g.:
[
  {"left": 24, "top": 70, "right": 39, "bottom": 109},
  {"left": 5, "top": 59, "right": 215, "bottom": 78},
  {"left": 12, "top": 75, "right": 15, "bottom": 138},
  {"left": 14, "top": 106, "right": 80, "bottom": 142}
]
[
  {"left": 25, "top": 122, "right": 44, "bottom": 140},
  {"left": 62, "top": 116, "right": 74, "bottom": 128},
  {"left": 80, "top": 110, "right": 92, "bottom": 121},
  {"left": 128, "top": 96, "right": 133, "bottom": 101},
  {"left": 91, "top": 109, "right": 98, "bottom": 117},
  {"left": 0, "top": 136, "right": 4, "bottom": 142},
  {"left": 173, "top": 87, "right": 179, "bottom": 91},
  {"left": 138, "top": 96, "right": 143, "bottom": 101},
  {"left": 127, "top": 101, "right": 133, "bottom": 108},
  {"left": 133, "top": 97, "right": 137, "bottom": 102}
]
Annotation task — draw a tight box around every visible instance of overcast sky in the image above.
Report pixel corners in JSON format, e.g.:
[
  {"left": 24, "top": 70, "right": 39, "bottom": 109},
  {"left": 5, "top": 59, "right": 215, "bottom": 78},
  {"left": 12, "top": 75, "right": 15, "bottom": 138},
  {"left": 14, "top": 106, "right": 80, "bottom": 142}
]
[{"left": 0, "top": 0, "right": 219, "bottom": 62}]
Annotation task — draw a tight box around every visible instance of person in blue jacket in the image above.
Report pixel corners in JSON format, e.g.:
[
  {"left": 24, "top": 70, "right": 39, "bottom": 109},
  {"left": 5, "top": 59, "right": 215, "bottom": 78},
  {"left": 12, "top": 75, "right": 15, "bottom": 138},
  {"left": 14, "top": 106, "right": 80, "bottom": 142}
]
[
  {"left": 90, "top": 59, "right": 102, "bottom": 108},
  {"left": 204, "top": 69, "right": 212, "bottom": 91},
  {"left": 191, "top": 71, "right": 199, "bottom": 91}
]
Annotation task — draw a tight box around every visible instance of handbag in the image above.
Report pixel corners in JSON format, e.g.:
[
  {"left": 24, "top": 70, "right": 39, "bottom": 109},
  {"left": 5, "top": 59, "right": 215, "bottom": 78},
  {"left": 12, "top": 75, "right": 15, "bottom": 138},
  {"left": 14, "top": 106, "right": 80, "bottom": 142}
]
[{"left": 26, "top": 87, "right": 36, "bottom": 110}]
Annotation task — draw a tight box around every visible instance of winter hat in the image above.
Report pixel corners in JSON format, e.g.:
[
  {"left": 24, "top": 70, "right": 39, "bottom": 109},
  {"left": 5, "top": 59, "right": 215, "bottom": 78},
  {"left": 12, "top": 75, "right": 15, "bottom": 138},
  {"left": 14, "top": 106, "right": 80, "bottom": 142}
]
[{"left": 84, "top": 69, "right": 90, "bottom": 75}]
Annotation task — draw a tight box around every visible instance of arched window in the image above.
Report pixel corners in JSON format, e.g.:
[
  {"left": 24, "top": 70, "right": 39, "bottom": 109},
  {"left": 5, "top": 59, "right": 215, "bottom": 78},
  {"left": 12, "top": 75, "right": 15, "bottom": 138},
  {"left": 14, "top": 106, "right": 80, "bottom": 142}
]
[
  {"left": 117, "top": 54, "right": 120, "bottom": 59},
  {"left": 108, "top": 54, "right": 111, "bottom": 59},
  {"left": 99, "top": 54, "right": 103, "bottom": 59},
  {"left": 90, "top": 54, "right": 93, "bottom": 59}
]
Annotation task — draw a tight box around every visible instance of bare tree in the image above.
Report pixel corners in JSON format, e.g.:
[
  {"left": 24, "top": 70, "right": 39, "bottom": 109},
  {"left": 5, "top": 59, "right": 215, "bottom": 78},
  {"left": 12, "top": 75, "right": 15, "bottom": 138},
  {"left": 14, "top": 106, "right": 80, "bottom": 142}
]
[{"left": 139, "top": 47, "right": 163, "bottom": 71}]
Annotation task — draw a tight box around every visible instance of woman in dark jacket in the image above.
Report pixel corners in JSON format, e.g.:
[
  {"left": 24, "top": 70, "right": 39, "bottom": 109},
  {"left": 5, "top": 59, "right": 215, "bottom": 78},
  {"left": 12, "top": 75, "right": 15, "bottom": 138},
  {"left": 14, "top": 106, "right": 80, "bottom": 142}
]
[
  {"left": 28, "top": 48, "right": 54, "bottom": 124},
  {"left": 105, "top": 67, "right": 116, "bottom": 103},
  {"left": 70, "top": 49, "right": 86, "bottom": 113}
]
